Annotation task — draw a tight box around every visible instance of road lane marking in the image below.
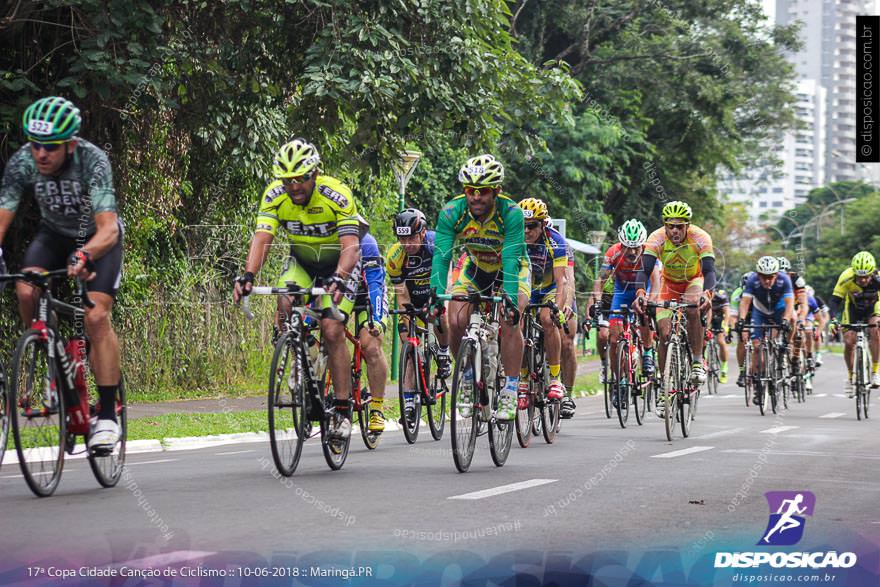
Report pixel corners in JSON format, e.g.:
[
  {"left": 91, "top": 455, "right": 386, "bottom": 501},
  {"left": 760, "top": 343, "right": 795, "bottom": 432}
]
[
  {"left": 215, "top": 449, "right": 254, "bottom": 456},
  {"left": 448, "top": 479, "right": 557, "bottom": 500},
  {"left": 692, "top": 428, "right": 743, "bottom": 440},
  {"left": 819, "top": 412, "right": 845, "bottom": 419},
  {"left": 651, "top": 446, "right": 714, "bottom": 459},
  {"left": 814, "top": 393, "right": 827, "bottom": 397},
  {"left": 125, "top": 458, "right": 178, "bottom": 466},
  {"left": 1, "top": 470, "right": 75, "bottom": 479},
  {"left": 721, "top": 394, "right": 738, "bottom": 398},
  {"left": 833, "top": 394, "right": 848, "bottom": 398},
  {"left": 721, "top": 449, "right": 880, "bottom": 460},
  {"left": 760, "top": 426, "right": 799, "bottom": 434}
]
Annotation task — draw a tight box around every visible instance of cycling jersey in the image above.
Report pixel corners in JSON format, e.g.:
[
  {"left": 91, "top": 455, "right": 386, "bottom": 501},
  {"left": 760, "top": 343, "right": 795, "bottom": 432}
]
[
  {"left": 742, "top": 272, "right": 793, "bottom": 316},
  {"left": 786, "top": 271, "right": 807, "bottom": 293},
  {"left": 643, "top": 225, "right": 714, "bottom": 283},
  {"left": 386, "top": 230, "right": 435, "bottom": 305},
  {"left": 255, "top": 175, "right": 359, "bottom": 270},
  {"left": 0, "top": 139, "right": 118, "bottom": 238},
  {"left": 355, "top": 232, "right": 388, "bottom": 329},
  {"left": 805, "top": 295, "right": 820, "bottom": 321},
  {"left": 431, "top": 194, "right": 527, "bottom": 299},
  {"left": 601, "top": 243, "right": 649, "bottom": 293},
  {"left": 830, "top": 267, "right": 880, "bottom": 321},
  {"left": 527, "top": 226, "right": 568, "bottom": 292}
]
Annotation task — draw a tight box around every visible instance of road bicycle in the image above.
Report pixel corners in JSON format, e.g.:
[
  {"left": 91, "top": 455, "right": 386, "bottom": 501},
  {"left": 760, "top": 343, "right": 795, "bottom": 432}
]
[
  {"left": 390, "top": 303, "right": 447, "bottom": 443},
  {"left": 703, "top": 326, "right": 724, "bottom": 396},
  {"left": 7, "top": 270, "right": 126, "bottom": 497},
  {"left": 585, "top": 305, "right": 613, "bottom": 419},
  {"left": 516, "top": 301, "right": 567, "bottom": 447},
  {"left": 242, "top": 283, "right": 355, "bottom": 475},
  {"left": 610, "top": 304, "right": 653, "bottom": 428},
  {"left": 840, "top": 322, "right": 878, "bottom": 420},
  {"left": 648, "top": 300, "right": 701, "bottom": 441},
  {"left": 790, "top": 323, "right": 808, "bottom": 404},
  {"left": 744, "top": 323, "right": 788, "bottom": 416},
  {"left": 441, "top": 291, "right": 513, "bottom": 472}
]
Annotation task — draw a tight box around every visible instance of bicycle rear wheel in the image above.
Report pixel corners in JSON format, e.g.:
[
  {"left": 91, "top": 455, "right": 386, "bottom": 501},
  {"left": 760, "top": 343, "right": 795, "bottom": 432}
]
[
  {"left": 515, "top": 347, "right": 535, "bottom": 448},
  {"left": 425, "top": 346, "right": 446, "bottom": 441},
  {"left": 450, "top": 339, "right": 479, "bottom": 472},
  {"left": 10, "top": 330, "right": 66, "bottom": 497},
  {"left": 603, "top": 361, "right": 612, "bottom": 419},
  {"left": 662, "top": 341, "right": 679, "bottom": 441},
  {"left": 706, "top": 341, "right": 719, "bottom": 395},
  {"left": 320, "top": 367, "right": 351, "bottom": 470},
  {"left": 489, "top": 374, "right": 514, "bottom": 466},
  {"left": 541, "top": 393, "right": 560, "bottom": 444},
  {"left": 1, "top": 375, "right": 8, "bottom": 469},
  {"left": 398, "top": 342, "right": 422, "bottom": 444},
  {"left": 855, "top": 348, "right": 866, "bottom": 421},
  {"left": 267, "top": 334, "right": 306, "bottom": 477},
  {"left": 89, "top": 377, "right": 127, "bottom": 487}
]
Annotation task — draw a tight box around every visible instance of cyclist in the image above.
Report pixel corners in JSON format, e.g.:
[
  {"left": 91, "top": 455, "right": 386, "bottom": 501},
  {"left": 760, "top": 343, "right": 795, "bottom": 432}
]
[
  {"left": 801, "top": 286, "right": 823, "bottom": 393},
  {"left": 586, "top": 272, "right": 614, "bottom": 383},
  {"left": 640, "top": 201, "right": 716, "bottom": 388},
  {"left": 777, "top": 256, "right": 809, "bottom": 374},
  {"left": 518, "top": 198, "right": 571, "bottom": 406},
  {"left": 729, "top": 272, "right": 754, "bottom": 387},
  {"left": 233, "top": 138, "right": 360, "bottom": 441},
  {"left": 828, "top": 251, "right": 880, "bottom": 395},
  {"left": 0, "top": 97, "right": 124, "bottom": 451},
  {"left": 429, "top": 154, "right": 530, "bottom": 422},
  {"left": 707, "top": 288, "right": 730, "bottom": 384},
  {"left": 597, "top": 219, "right": 660, "bottom": 407},
  {"left": 387, "top": 208, "right": 452, "bottom": 421},
  {"left": 736, "top": 256, "right": 795, "bottom": 405},
  {"left": 353, "top": 221, "right": 390, "bottom": 433},
  {"left": 805, "top": 285, "right": 828, "bottom": 371}
]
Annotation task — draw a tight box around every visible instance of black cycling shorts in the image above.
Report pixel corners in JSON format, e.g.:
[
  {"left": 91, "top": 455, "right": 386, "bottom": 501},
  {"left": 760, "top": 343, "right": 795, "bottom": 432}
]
[{"left": 23, "top": 224, "right": 123, "bottom": 297}]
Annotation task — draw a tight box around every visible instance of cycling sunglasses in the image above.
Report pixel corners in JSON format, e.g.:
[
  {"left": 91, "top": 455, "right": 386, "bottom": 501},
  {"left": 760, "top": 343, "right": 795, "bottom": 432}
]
[
  {"left": 281, "top": 170, "right": 316, "bottom": 185},
  {"left": 463, "top": 185, "right": 498, "bottom": 196},
  {"left": 524, "top": 222, "right": 543, "bottom": 230},
  {"left": 30, "top": 141, "right": 66, "bottom": 152}
]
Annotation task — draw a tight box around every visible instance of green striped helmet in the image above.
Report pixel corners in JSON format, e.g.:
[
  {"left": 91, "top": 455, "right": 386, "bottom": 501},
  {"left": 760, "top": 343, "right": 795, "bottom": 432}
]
[
  {"left": 618, "top": 219, "right": 647, "bottom": 248},
  {"left": 22, "top": 97, "right": 81, "bottom": 142},
  {"left": 851, "top": 251, "right": 876, "bottom": 276}
]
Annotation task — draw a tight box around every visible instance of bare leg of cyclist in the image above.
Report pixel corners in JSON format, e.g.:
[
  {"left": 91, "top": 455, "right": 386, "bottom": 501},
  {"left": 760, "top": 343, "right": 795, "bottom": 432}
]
[
  {"left": 843, "top": 329, "right": 856, "bottom": 396},
  {"left": 684, "top": 289, "right": 705, "bottom": 381},
  {"left": 14, "top": 269, "right": 46, "bottom": 326},
  {"left": 497, "top": 292, "right": 528, "bottom": 421},
  {"left": 597, "top": 325, "right": 609, "bottom": 381},
  {"left": 560, "top": 314, "right": 578, "bottom": 417},
  {"left": 360, "top": 327, "right": 388, "bottom": 432},
  {"left": 870, "top": 316, "right": 880, "bottom": 388},
  {"left": 447, "top": 300, "right": 471, "bottom": 359},
  {"left": 322, "top": 317, "right": 352, "bottom": 437},
  {"left": 540, "top": 307, "right": 564, "bottom": 400},
  {"left": 84, "top": 292, "right": 122, "bottom": 448}
]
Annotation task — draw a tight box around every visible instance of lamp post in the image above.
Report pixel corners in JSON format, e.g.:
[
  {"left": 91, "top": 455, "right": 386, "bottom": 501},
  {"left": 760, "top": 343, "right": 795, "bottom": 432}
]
[{"left": 390, "top": 150, "right": 421, "bottom": 380}]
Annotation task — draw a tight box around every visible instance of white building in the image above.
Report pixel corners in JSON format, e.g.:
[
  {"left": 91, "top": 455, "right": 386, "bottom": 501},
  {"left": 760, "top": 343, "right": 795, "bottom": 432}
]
[{"left": 718, "top": 80, "right": 826, "bottom": 223}]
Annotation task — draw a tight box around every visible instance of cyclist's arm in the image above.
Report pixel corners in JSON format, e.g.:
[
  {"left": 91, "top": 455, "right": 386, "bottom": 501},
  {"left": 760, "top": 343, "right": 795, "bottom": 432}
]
[
  {"left": 796, "top": 289, "right": 809, "bottom": 321},
  {"left": 553, "top": 265, "right": 567, "bottom": 310},
  {"left": 0, "top": 209, "right": 14, "bottom": 246},
  {"left": 590, "top": 266, "right": 611, "bottom": 306},
  {"left": 362, "top": 260, "right": 386, "bottom": 324},
  {"left": 0, "top": 149, "right": 30, "bottom": 245},
  {"left": 648, "top": 263, "right": 662, "bottom": 302},
  {"left": 336, "top": 234, "right": 359, "bottom": 280},
  {"left": 394, "top": 282, "right": 412, "bottom": 307},
  {"left": 828, "top": 295, "right": 843, "bottom": 320},
  {"left": 430, "top": 206, "right": 457, "bottom": 295},
  {"left": 82, "top": 211, "right": 120, "bottom": 258},
  {"left": 244, "top": 232, "right": 275, "bottom": 275},
  {"left": 500, "top": 203, "right": 525, "bottom": 299},
  {"left": 783, "top": 295, "right": 795, "bottom": 321},
  {"left": 701, "top": 256, "right": 716, "bottom": 292},
  {"left": 738, "top": 295, "right": 752, "bottom": 320}
]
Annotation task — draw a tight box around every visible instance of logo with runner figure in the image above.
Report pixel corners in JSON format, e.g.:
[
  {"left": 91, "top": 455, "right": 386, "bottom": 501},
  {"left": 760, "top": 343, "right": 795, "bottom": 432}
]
[{"left": 758, "top": 491, "right": 816, "bottom": 546}]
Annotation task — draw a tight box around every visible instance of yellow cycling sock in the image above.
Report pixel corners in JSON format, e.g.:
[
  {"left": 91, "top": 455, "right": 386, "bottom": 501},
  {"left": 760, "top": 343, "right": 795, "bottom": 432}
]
[
  {"left": 874, "top": 363, "right": 879, "bottom": 374},
  {"left": 520, "top": 368, "right": 529, "bottom": 378},
  {"left": 371, "top": 398, "right": 383, "bottom": 409},
  {"left": 550, "top": 364, "right": 561, "bottom": 378}
]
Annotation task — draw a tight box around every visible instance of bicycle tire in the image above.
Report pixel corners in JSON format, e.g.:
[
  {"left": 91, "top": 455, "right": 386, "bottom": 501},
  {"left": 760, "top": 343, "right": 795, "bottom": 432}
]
[
  {"left": 515, "top": 344, "right": 535, "bottom": 448},
  {"left": 779, "top": 348, "right": 789, "bottom": 411},
  {"left": 705, "top": 340, "right": 717, "bottom": 395},
  {"left": 267, "top": 333, "right": 306, "bottom": 477},
  {"left": 633, "top": 350, "right": 647, "bottom": 426},
  {"left": 488, "top": 372, "right": 514, "bottom": 465},
  {"left": 398, "top": 342, "right": 422, "bottom": 444},
  {"left": 0, "top": 374, "right": 8, "bottom": 470},
  {"left": 541, "top": 394, "right": 560, "bottom": 444},
  {"left": 10, "top": 330, "right": 66, "bottom": 497},
  {"left": 320, "top": 365, "right": 351, "bottom": 471},
  {"left": 678, "top": 344, "right": 695, "bottom": 437},
  {"left": 615, "top": 341, "right": 630, "bottom": 428},
  {"left": 855, "top": 348, "right": 865, "bottom": 421},
  {"left": 88, "top": 377, "right": 127, "bottom": 488},
  {"left": 450, "top": 339, "right": 479, "bottom": 472},
  {"left": 603, "top": 361, "right": 612, "bottom": 419},
  {"left": 425, "top": 345, "right": 447, "bottom": 441},
  {"left": 662, "top": 340, "right": 678, "bottom": 441},
  {"left": 743, "top": 342, "right": 752, "bottom": 407}
]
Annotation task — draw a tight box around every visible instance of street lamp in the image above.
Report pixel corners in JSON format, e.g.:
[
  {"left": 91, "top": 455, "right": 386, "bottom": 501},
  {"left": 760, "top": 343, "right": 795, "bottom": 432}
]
[{"left": 390, "top": 150, "right": 421, "bottom": 380}]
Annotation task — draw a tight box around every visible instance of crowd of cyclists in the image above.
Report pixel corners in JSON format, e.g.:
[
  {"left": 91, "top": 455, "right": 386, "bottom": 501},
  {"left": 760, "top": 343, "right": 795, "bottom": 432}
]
[{"left": 2, "top": 97, "right": 880, "bottom": 485}]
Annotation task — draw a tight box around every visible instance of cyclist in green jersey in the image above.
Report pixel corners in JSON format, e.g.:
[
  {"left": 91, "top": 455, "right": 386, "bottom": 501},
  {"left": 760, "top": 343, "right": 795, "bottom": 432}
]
[
  {"left": 429, "top": 154, "right": 530, "bottom": 421},
  {"left": 233, "top": 138, "right": 361, "bottom": 440}
]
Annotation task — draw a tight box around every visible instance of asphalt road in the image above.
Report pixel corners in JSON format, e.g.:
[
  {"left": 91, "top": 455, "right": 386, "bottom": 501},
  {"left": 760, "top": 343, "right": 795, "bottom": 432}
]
[{"left": 1, "top": 353, "right": 876, "bottom": 582}]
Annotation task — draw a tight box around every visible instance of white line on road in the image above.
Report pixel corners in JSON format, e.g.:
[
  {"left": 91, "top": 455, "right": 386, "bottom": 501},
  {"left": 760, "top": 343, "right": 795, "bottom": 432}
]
[
  {"left": 448, "top": 479, "right": 557, "bottom": 500},
  {"left": 833, "top": 394, "right": 848, "bottom": 398},
  {"left": 818, "top": 412, "right": 846, "bottom": 419},
  {"left": 760, "top": 426, "right": 799, "bottom": 434},
  {"left": 651, "top": 446, "right": 715, "bottom": 459},
  {"left": 692, "top": 428, "right": 743, "bottom": 440},
  {"left": 1, "top": 470, "right": 74, "bottom": 479},
  {"left": 814, "top": 394, "right": 828, "bottom": 397},
  {"left": 721, "top": 449, "right": 880, "bottom": 461},
  {"left": 721, "top": 394, "right": 738, "bottom": 398},
  {"left": 125, "top": 458, "right": 178, "bottom": 466},
  {"left": 215, "top": 449, "right": 254, "bottom": 456}
]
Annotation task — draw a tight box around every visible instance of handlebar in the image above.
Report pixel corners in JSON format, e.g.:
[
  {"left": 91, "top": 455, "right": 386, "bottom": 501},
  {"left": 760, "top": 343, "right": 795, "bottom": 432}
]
[
  {"left": 526, "top": 301, "right": 570, "bottom": 334},
  {"left": 1, "top": 269, "right": 94, "bottom": 309},
  {"left": 437, "top": 292, "right": 503, "bottom": 304},
  {"left": 645, "top": 300, "right": 701, "bottom": 310},
  {"left": 240, "top": 285, "right": 344, "bottom": 322}
]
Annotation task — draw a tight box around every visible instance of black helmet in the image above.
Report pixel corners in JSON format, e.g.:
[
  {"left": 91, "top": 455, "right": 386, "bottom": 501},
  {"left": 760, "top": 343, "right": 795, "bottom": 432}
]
[{"left": 394, "top": 208, "right": 426, "bottom": 237}]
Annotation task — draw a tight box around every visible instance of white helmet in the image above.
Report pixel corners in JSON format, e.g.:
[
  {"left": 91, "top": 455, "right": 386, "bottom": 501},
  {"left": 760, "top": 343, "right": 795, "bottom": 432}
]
[
  {"left": 617, "top": 219, "right": 647, "bottom": 248},
  {"left": 756, "top": 256, "right": 780, "bottom": 276}
]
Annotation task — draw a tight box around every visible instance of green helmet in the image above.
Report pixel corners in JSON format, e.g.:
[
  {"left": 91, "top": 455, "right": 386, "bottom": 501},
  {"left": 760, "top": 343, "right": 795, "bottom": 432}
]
[
  {"left": 458, "top": 154, "right": 504, "bottom": 187},
  {"left": 851, "top": 251, "right": 876, "bottom": 276},
  {"left": 661, "top": 200, "right": 693, "bottom": 221},
  {"left": 22, "top": 96, "right": 81, "bottom": 142},
  {"left": 618, "top": 219, "right": 647, "bottom": 248},
  {"left": 272, "top": 138, "right": 321, "bottom": 179}
]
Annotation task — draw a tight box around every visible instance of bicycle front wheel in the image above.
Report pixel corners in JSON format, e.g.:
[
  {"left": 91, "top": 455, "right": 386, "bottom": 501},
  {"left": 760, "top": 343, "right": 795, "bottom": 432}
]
[
  {"left": 398, "top": 342, "right": 422, "bottom": 444},
  {"left": 450, "top": 339, "right": 479, "bottom": 472},
  {"left": 662, "top": 341, "right": 679, "bottom": 441},
  {"left": 0, "top": 374, "right": 8, "bottom": 470},
  {"left": 603, "top": 361, "right": 612, "bottom": 419},
  {"left": 706, "top": 341, "right": 719, "bottom": 395},
  {"left": 10, "top": 330, "right": 66, "bottom": 497},
  {"left": 615, "top": 341, "right": 631, "bottom": 429},
  {"left": 515, "top": 347, "right": 535, "bottom": 448},
  {"left": 267, "top": 334, "right": 306, "bottom": 477},
  {"left": 855, "top": 347, "right": 867, "bottom": 421},
  {"left": 425, "top": 346, "right": 446, "bottom": 441},
  {"left": 89, "top": 377, "right": 127, "bottom": 487},
  {"left": 488, "top": 375, "right": 514, "bottom": 466}
]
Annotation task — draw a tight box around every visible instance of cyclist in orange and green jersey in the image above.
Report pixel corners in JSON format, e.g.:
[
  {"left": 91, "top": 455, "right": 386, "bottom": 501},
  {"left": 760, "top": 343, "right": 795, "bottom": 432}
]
[
  {"left": 638, "top": 201, "right": 716, "bottom": 387},
  {"left": 430, "top": 154, "right": 530, "bottom": 421}
]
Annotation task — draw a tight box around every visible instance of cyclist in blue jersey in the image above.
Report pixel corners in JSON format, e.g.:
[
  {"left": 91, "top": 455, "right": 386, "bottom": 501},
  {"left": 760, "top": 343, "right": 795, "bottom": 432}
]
[{"left": 736, "top": 256, "right": 795, "bottom": 405}]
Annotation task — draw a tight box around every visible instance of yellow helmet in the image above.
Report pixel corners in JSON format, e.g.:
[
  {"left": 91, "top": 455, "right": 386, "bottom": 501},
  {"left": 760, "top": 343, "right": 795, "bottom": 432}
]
[
  {"left": 272, "top": 138, "right": 321, "bottom": 179},
  {"left": 518, "top": 198, "right": 549, "bottom": 221}
]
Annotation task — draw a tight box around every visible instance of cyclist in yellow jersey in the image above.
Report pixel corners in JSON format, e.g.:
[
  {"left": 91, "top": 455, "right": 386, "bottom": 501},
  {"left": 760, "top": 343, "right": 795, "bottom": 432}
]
[
  {"left": 233, "top": 138, "right": 361, "bottom": 441},
  {"left": 429, "top": 154, "right": 530, "bottom": 421},
  {"left": 636, "top": 201, "right": 715, "bottom": 387},
  {"left": 828, "top": 251, "right": 880, "bottom": 394}
]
